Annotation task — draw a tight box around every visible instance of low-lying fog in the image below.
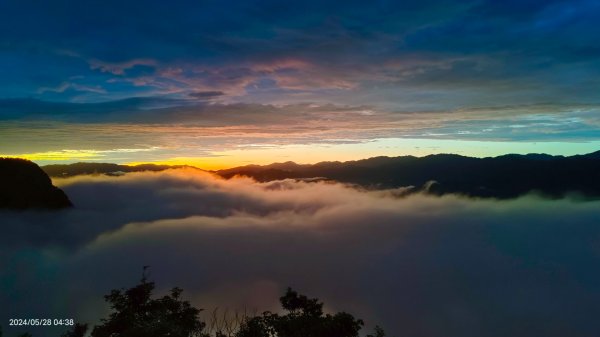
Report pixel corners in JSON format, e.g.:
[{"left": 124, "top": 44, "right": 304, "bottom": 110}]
[{"left": 2, "top": 169, "right": 600, "bottom": 336}]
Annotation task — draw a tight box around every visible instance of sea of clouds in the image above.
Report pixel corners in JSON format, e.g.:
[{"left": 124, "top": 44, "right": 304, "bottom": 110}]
[{"left": 2, "top": 168, "right": 600, "bottom": 336}]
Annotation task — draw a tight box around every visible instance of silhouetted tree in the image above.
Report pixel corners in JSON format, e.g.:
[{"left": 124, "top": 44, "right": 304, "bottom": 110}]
[
  {"left": 61, "top": 323, "right": 88, "bottom": 337},
  {"left": 90, "top": 275, "right": 206, "bottom": 337},
  {"left": 45, "top": 274, "right": 388, "bottom": 337},
  {"left": 205, "top": 308, "right": 257, "bottom": 336},
  {"left": 366, "top": 326, "right": 386, "bottom": 337},
  {"left": 236, "top": 287, "right": 367, "bottom": 337}
]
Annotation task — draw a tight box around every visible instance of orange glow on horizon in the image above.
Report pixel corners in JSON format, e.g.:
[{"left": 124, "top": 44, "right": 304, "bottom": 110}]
[
  {"left": 7, "top": 138, "right": 600, "bottom": 170},
  {"left": 125, "top": 157, "right": 244, "bottom": 171}
]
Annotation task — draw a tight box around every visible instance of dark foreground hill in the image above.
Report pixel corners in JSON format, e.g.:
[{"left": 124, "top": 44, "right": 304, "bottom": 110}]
[
  {"left": 216, "top": 151, "right": 600, "bottom": 199},
  {"left": 0, "top": 158, "right": 72, "bottom": 209}
]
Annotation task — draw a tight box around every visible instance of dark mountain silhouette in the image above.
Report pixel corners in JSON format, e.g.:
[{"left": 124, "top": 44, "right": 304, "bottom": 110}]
[
  {"left": 39, "top": 151, "right": 600, "bottom": 199},
  {"left": 216, "top": 151, "right": 600, "bottom": 199},
  {"left": 42, "top": 162, "right": 194, "bottom": 178},
  {"left": 0, "top": 158, "right": 72, "bottom": 209}
]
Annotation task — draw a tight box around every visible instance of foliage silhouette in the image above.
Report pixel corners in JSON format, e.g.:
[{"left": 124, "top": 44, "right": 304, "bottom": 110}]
[
  {"left": 235, "top": 287, "right": 373, "bottom": 337},
  {"left": 366, "top": 326, "right": 386, "bottom": 337},
  {"left": 2, "top": 276, "right": 387, "bottom": 337},
  {"left": 60, "top": 324, "right": 88, "bottom": 337},
  {"left": 90, "top": 275, "right": 206, "bottom": 337}
]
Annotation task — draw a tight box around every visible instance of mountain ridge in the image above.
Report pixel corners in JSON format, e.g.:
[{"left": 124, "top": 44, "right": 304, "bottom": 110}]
[
  {"left": 42, "top": 162, "right": 198, "bottom": 177},
  {"left": 215, "top": 151, "right": 600, "bottom": 199},
  {"left": 37, "top": 151, "right": 600, "bottom": 199}
]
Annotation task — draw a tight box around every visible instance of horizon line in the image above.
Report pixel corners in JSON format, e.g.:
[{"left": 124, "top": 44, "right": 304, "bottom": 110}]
[{"left": 4, "top": 149, "right": 596, "bottom": 171}]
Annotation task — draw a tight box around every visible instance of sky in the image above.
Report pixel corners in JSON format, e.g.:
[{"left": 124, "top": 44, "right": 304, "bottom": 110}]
[
  {"left": 1, "top": 0, "right": 600, "bottom": 168},
  {"left": 4, "top": 2, "right": 600, "bottom": 335},
  {"left": 3, "top": 169, "right": 600, "bottom": 337}
]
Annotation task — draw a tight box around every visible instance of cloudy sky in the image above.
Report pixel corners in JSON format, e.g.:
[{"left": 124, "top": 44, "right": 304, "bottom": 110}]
[
  {"left": 1, "top": 0, "right": 600, "bottom": 167},
  {"left": 3, "top": 3, "right": 600, "bottom": 335},
  {"left": 3, "top": 169, "right": 600, "bottom": 336}
]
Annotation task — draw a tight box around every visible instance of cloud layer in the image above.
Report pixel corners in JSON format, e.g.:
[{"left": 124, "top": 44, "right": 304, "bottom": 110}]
[
  {"left": 2, "top": 0, "right": 600, "bottom": 164},
  {"left": 3, "top": 100, "right": 600, "bottom": 166},
  {"left": 1, "top": 0, "right": 600, "bottom": 109},
  {"left": 2, "top": 169, "right": 600, "bottom": 336}
]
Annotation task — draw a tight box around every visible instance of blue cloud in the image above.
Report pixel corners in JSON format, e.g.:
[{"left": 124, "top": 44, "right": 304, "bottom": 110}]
[{"left": 0, "top": 0, "right": 598, "bottom": 110}]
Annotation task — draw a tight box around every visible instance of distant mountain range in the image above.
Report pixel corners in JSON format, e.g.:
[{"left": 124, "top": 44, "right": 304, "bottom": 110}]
[
  {"left": 43, "top": 162, "right": 193, "bottom": 177},
  {"left": 215, "top": 151, "right": 600, "bottom": 199},
  {"left": 0, "top": 158, "right": 72, "bottom": 209},
  {"left": 41, "top": 151, "right": 600, "bottom": 199}
]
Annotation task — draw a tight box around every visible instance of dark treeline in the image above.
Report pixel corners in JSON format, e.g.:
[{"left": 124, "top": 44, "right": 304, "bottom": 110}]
[{"left": 3, "top": 275, "right": 387, "bottom": 337}]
